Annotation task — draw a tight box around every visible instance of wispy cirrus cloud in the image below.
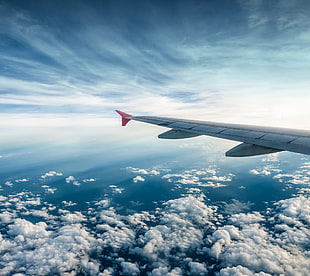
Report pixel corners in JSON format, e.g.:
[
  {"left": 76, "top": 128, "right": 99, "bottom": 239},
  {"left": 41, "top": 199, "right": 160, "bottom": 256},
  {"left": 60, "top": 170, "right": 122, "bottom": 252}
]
[{"left": 0, "top": 1, "right": 310, "bottom": 128}]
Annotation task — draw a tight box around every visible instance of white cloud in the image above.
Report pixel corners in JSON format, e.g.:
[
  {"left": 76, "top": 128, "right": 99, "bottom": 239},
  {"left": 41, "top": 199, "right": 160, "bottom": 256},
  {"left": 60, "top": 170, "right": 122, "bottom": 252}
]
[
  {"left": 133, "top": 176, "right": 145, "bottom": 183},
  {"left": 23, "top": 209, "right": 51, "bottom": 219},
  {"left": 250, "top": 169, "right": 270, "bottom": 175},
  {"left": 83, "top": 178, "right": 96, "bottom": 182},
  {"left": 109, "top": 185, "right": 125, "bottom": 194},
  {"left": 97, "top": 208, "right": 135, "bottom": 250},
  {"left": 0, "top": 195, "right": 7, "bottom": 201},
  {"left": 62, "top": 200, "right": 77, "bottom": 207},
  {"left": 23, "top": 198, "right": 41, "bottom": 206},
  {"left": 0, "top": 211, "right": 15, "bottom": 224},
  {"left": 218, "top": 265, "right": 269, "bottom": 276},
  {"left": 205, "top": 196, "right": 310, "bottom": 275},
  {"left": 100, "top": 267, "right": 114, "bottom": 276},
  {"left": 188, "top": 261, "right": 208, "bottom": 275},
  {"left": 0, "top": 171, "right": 309, "bottom": 275},
  {"left": 221, "top": 199, "right": 253, "bottom": 215},
  {"left": 149, "top": 267, "right": 183, "bottom": 276},
  {"left": 126, "top": 167, "right": 161, "bottom": 183},
  {"left": 162, "top": 167, "right": 233, "bottom": 189},
  {"left": 4, "top": 181, "right": 13, "bottom": 186},
  {"left": 65, "top": 176, "right": 80, "bottom": 186},
  {"left": 229, "top": 212, "right": 264, "bottom": 225},
  {"left": 1, "top": 218, "right": 99, "bottom": 275},
  {"left": 95, "top": 199, "right": 110, "bottom": 208},
  {"left": 0, "top": 192, "right": 308, "bottom": 275},
  {"left": 8, "top": 219, "right": 50, "bottom": 240},
  {"left": 41, "top": 171, "right": 63, "bottom": 178},
  {"left": 271, "top": 160, "right": 310, "bottom": 195},
  {"left": 249, "top": 155, "right": 283, "bottom": 176},
  {"left": 132, "top": 195, "right": 217, "bottom": 264},
  {"left": 41, "top": 185, "right": 57, "bottom": 194},
  {"left": 120, "top": 261, "right": 140, "bottom": 275},
  {"left": 127, "top": 211, "right": 155, "bottom": 228},
  {"left": 15, "top": 178, "right": 28, "bottom": 182},
  {"left": 61, "top": 212, "right": 86, "bottom": 224},
  {"left": 65, "top": 176, "right": 75, "bottom": 183}
]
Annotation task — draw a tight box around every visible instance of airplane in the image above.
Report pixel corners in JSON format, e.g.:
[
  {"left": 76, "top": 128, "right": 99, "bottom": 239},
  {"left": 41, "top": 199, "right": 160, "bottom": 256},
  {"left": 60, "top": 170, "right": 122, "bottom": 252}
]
[{"left": 116, "top": 110, "right": 310, "bottom": 157}]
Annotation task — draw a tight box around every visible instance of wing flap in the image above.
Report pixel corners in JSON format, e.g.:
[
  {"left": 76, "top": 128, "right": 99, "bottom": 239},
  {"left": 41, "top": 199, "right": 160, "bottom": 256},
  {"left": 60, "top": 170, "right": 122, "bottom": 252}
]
[
  {"left": 192, "top": 125, "right": 226, "bottom": 133},
  {"left": 168, "top": 122, "right": 197, "bottom": 129},
  {"left": 261, "top": 134, "right": 296, "bottom": 143},
  {"left": 291, "top": 137, "right": 310, "bottom": 147}
]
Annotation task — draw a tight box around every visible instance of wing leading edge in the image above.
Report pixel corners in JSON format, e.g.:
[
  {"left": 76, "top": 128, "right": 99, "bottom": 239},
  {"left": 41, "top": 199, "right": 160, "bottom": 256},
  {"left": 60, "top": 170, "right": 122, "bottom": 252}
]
[{"left": 115, "top": 110, "right": 310, "bottom": 157}]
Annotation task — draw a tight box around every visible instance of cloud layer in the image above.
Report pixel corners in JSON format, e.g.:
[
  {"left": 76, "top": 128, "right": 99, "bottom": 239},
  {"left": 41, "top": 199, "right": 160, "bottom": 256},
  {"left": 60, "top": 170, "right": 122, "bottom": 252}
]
[{"left": 0, "top": 166, "right": 309, "bottom": 275}]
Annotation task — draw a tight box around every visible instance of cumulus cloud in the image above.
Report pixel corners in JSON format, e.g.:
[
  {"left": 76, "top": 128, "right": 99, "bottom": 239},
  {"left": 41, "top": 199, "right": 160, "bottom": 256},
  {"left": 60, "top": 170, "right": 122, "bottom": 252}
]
[
  {"left": 0, "top": 211, "right": 15, "bottom": 224},
  {"left": 22, "top": 209, "right": 52, "bottom": 219},
  {"left": 188, "top": 261, "right": 207, "bottom": 275},
  {"left": 149, "top": 267, "right": 182, "bottom": 276},
  {"left": 2, "top": 221, "right": 99, "bottom": 275},
  {"left": 15, "top": 178, "right": 28, "bottom": 182},
  {"left": 83, "top": 178, "right": 96, "bottom": 182},
  {"left": 65, "top": 176, "right": 80, "bottom": 186},
  {"left": 271, "top": 196, "right": 310, "bottom": 249},
  {"left": 133, "top": 176, "right": 145, "bottom": 183},
  {"left": 205, "top": 196, "right": 310, "bottom": 275},
  {"left": 8, "top": 219, "right": 50, "bottom": 239},
  {"left": 162, "top": 166, "right": 233, "bottom": 189},
  {"left": 269, "top": 160, "right": 310, "bottom": 196},
  {"left": 0, "top": 195, "right": 7, "bottom": 201},
  {"left": 250, "top": 169, "right": 271, "bottom": 175},
  {"left": 95, "top": 199, "right": 110, "bottom": 208},
  {"left": 109, "top": 185, "right": 125, "bottom": 194},
  {"left": 120, "top": 261, "right": 140, "bottom": 275},
  {"left": 218, "top": 265, "right": 266, "bottom": 276},
  {"left": 126, "top": 167, "right": 161, "bottom": 176},
  {"left": 131, "top": 195, "right": 217, "bottom": 266},
  {"left": 249, "top": 154, "right": 283, "bottom": 176},
  {"left": 249, "top": 165, "right": 282, "bottom": 176},
  {"left": 41, "top": 185, "right": 57, "bottom": 194},
  {"left": 41, "top": 171, "right": 63, "bottom": 178},
  {"left": 97, "top": 208, "right": 136, "bottom": 250},
  {"left": 0, "top": 174, "right": 309, "bottom": 275},
  {"left": 62, "top": 200, "right": 77, "bottom": 207},
  {"left": 4, "top": 181, "right": 13, "bottom": 186},
  {"left": 61, "top": 212, "right": 86, "bottom": 224},
  {"left": 220, "top": 199, "right": 253, "bottom": 215}
]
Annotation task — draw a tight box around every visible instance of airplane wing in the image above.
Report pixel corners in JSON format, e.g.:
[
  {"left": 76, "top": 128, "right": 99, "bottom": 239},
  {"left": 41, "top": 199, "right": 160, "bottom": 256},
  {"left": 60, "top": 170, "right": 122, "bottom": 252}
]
[{"left": 115, "top": 110, "right": 310, "bottom": 157}]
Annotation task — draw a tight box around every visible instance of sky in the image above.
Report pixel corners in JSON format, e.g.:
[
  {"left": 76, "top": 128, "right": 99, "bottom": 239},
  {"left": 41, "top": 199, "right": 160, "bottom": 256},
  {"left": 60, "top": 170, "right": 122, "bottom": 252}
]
[{"left": 1, "top": 0, "right": 310, "bottom": 131}]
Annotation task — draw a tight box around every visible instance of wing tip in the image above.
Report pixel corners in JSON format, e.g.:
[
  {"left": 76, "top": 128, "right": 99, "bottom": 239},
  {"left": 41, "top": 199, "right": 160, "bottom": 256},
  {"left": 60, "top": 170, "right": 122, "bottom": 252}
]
[{"left": 115, "top": 110, "right": 133, "bottom": 126}]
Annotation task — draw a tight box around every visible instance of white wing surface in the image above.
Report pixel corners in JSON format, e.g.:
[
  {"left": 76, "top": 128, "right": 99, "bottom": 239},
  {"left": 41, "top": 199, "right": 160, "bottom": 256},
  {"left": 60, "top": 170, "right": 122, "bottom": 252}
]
[{"left": 116, "top": 110, "right": 310, "bottom": 157}]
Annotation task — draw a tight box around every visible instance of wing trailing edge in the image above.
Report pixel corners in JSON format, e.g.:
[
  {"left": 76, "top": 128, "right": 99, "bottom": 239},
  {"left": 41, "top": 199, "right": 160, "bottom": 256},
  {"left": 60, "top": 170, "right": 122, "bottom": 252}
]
[{"left": 115, "top": 110, "right": 310, "bottom": 157}]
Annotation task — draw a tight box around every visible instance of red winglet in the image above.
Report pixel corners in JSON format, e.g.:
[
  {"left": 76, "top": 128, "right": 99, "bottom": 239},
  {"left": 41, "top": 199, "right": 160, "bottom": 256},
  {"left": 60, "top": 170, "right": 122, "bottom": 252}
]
[{"left": 115, "top": 110, "right": 133, "bottom": 126}]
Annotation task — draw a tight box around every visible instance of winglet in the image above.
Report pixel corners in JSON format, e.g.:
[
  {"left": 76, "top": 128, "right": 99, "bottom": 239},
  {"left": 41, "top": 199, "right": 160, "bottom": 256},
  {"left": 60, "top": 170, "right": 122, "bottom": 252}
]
[{"left": 115, "top": 110, "right": 133, "bottom": 126}]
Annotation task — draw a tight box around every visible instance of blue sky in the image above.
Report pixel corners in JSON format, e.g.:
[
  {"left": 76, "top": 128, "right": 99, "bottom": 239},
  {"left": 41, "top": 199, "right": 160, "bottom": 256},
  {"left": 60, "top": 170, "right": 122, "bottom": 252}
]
[{"left": 1, "top": 0, "right": 310, "bottom": 128}]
